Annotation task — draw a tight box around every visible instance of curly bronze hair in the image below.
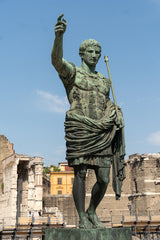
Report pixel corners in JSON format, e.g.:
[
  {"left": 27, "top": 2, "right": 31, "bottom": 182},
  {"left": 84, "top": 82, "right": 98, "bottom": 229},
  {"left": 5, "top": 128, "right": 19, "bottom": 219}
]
[{"left": 79, "top": 39, "right": 101, "bottom": 57}]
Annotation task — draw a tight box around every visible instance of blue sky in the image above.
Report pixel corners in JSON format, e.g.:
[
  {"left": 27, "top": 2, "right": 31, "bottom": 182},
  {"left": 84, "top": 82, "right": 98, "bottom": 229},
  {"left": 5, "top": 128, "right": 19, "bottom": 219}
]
[{"left": 0, "top": 0, "right": 160, "bottom": 166}]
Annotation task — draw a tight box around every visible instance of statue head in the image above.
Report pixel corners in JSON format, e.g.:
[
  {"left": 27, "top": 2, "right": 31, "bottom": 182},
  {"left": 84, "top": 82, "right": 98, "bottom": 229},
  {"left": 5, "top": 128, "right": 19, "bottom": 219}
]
[
  {"left": 79, "top": 39, "right": 101, "bottom": 67},
  {"left": 79, "top": 39, "right": 101, "bottom": 57}
]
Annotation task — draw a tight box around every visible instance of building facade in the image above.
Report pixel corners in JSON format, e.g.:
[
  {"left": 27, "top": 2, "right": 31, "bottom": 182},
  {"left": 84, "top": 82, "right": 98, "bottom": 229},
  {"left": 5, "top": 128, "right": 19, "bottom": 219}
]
[
  {"left": 50, "top": 163, "right": 74, "bottom": 195},
  {"left": 50, "top": 171, "right": 74, "bottom": 195},
  {"left": 58, "top": 162, "right": 73, "bottom": 172}
]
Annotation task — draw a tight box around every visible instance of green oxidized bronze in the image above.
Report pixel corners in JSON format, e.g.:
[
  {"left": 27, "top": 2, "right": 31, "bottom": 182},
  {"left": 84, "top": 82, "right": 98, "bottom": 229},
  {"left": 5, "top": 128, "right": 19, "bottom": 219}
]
[{"left": 51, "top": 14, "right": 126, "bottom": 229}]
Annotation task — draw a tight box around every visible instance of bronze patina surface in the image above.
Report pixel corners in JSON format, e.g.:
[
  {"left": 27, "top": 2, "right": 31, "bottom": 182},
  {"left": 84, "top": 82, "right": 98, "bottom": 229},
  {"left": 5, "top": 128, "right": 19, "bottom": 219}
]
[
  {"left": 45, "top": 228, "right": 132, "bottom": 240},
  {"left": 51, "top": 14, "right": 125, "bottom": 229}
]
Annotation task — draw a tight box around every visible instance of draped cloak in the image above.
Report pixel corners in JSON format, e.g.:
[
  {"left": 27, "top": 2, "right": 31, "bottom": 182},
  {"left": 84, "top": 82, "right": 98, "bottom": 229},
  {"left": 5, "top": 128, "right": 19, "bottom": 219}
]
[{"left": 60, "top": 65, "right": 126, "bottom": 199}]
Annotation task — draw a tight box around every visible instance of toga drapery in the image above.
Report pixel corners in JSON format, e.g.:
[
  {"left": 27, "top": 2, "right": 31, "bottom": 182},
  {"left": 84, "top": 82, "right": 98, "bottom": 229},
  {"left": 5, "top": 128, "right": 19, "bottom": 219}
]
[{"left": 60, "top": 65, "right": 126, "bottom": 199}]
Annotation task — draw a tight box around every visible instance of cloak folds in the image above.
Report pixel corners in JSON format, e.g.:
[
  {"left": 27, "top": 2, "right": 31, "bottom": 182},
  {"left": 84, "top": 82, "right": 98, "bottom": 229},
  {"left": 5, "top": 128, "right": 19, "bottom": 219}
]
[{"left": 64, "top": 111, "right": 126, "bottom": 199}]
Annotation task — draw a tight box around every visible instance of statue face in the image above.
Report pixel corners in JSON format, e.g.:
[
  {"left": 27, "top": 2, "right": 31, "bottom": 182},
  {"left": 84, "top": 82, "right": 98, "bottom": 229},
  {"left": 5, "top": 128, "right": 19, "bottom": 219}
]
[{"left": 82, "top": 45, "right": 101, "bottom": 67}]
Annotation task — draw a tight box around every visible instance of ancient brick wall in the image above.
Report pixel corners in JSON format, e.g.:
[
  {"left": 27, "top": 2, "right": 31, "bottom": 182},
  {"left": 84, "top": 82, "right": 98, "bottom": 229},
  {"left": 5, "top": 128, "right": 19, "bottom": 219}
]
[
  {"left": 44, "top": 162, "right": 131, "bottom": 226},
  {"left": 44, "top": 153, "right": 160, "bottom": 226},
  {"left": 44, "top": 195, "right": 78, "bottom": 226},
  {"left": 85, "top": 164, "right": 131, "bottom": 224},
  {"left": 128, "top": 153, "right": 160, "bottom": 216},
  {"left": 0, "top": 154, "right": 18, "bottom": 226},
  {"left": 0, "top": 154, "right": 43, "bottom": 229},
  {"left": 0, "top": 135, "right": 14, "bottom": 194}
]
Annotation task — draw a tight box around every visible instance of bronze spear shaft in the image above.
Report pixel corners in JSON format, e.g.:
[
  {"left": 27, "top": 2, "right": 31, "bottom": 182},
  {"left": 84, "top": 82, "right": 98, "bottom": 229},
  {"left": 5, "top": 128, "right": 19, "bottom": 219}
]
[
  {"left": 104, "top": 56, "right": 119, "bottom": 189},
  {"left": 104, "top": 56, "right": 118, "bottom": 116}
]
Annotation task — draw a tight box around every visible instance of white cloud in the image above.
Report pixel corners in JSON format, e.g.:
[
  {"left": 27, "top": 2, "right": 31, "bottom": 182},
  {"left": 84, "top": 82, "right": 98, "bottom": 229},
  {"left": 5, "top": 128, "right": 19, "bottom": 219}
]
[
  {"left": 36, "top": 90, "right": 69, "bottom": 113},
  {"left": 148, "top": 131, "right": 160, "bottom": 146}
]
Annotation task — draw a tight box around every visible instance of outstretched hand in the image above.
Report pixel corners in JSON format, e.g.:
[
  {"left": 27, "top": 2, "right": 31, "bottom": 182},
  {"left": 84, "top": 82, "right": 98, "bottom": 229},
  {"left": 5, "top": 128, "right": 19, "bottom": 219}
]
[{"left": 55, "top": 14, "right": 67, "bottom": 38}]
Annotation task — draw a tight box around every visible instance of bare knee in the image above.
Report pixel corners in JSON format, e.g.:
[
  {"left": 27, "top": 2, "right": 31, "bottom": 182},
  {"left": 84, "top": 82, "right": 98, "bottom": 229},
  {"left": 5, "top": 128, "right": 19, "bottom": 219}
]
[
  {"left": 96, "top": 168, "right": 110, "bottom": 187},
  {"left": 74, "top": 165, "right": 87, "bottom": 180}
]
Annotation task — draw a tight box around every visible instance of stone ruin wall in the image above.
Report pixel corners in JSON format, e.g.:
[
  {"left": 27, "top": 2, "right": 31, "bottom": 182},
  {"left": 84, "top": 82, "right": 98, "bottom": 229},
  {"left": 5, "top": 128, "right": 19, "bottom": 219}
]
[
  {"left": 44, "top": 153, "right": 160, "bottom": 226},
  {"left": 85, "top": 160, "right": 131, "bottom": 224},
  {"left": 44, "top": 161, "right": 132, "bottom": 226},
  {"left": 44, "top": 195, "right": 78, "bottom": 226},
  {"left": 0, "top": 154, "right": 18, "bottom": 226},
  {"left": 0, "top": 155, "right": 43, "bottom": 228},
  {"left": 0, "top": 135, "right": 43, "bottom": 228},
  {"left": 16, "top": 156, "right": 43, "bottom": 218},
  {"left": 0, "top": 133, "right": 159, "bottom": 227},
  {"left": 90, "top": 153, "right": 160, "bottom": 219},
  {"left": 128, "top": 153, "right": 160, "bottom": 216},
  {"left": 0, "top": 135, "right": 15, "bottom": 195}
]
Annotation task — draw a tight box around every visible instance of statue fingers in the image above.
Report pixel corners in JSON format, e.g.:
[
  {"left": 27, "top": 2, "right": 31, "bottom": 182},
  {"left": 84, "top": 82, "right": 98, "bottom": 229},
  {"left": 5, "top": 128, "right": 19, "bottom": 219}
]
[
  {"left": 62, "top": 18, "right": 67, "bottom": 24},
  {"left": 57, "top": 14, "right": 64, "bottom": 22},
  {"left": 61, "top": 18, "right": 67, "bottom": 28},
  {"left": 55, "top": 22, "right": 66, "bottom": 32},
  {"left": 57, "top": 14, "right": 66, "bottom": 25},
  {"left": 55, "top": 21, "right": 66, "bottom": 27},
  {"left": 55, "top": 19, "right": 66, "bottom": 28},
  {"left": 55, "top": 27, "right": 66, "bottom": 34}
]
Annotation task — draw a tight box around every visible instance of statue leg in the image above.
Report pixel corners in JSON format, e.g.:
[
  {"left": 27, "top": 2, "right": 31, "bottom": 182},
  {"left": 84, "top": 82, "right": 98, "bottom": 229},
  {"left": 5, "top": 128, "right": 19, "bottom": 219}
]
[
  {"left": 86, "top": 163, "right": 111, "bottom": 228},
  {"left": 72, "top": 165, "right": 92, "bottom": 229}
]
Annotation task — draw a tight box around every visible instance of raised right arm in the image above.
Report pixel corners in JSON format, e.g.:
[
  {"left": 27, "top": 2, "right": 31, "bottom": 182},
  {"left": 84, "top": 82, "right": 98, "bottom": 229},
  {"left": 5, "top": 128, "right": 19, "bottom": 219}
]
[{"left": 51, "top": 14, "right": 74, "bottom": 78}]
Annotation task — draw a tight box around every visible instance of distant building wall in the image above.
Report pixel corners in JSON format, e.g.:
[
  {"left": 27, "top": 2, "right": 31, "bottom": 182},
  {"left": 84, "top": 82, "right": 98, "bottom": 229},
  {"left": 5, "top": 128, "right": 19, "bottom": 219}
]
[
  {"left": 85, "top": 162, "right": 131, "bottom": 223},
  {"left": 44, "top": 153, "right": 160, "bottom": 226},
  {"left": 59, "top": 162, "right": 73, "bottom": 171},
  {"left": 0, "top": 154, "right": 17, "bottom": 226},
  {"left": 43, "top": 175, "right": 50, "bottom": 196},
  {"left": 44, "top": 195, "right": 78, "bottom": 226},
  {"left": 0, "top": 152, "right": 43, "bottom": 228},
  {"left": 128, "top": 153, "right": 160, "bottom": 216},
  {"left": 50, "top": 171, "right": 74, "bottom": 195},
  {"left": 45, "top": 161, "right": 131, "bottom": 226},
  {"left": 0, "top": 135, "right": 15, "bottom": 195}
]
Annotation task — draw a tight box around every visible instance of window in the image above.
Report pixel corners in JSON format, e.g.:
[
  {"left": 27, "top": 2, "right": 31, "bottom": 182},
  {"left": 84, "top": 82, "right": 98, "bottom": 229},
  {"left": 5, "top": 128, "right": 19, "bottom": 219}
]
[
  {"left": 57, "top": 178, "right": 62, "bottom": 185},
  {"left": 58, "top": 190, "right": 62, "bottom": 195}
]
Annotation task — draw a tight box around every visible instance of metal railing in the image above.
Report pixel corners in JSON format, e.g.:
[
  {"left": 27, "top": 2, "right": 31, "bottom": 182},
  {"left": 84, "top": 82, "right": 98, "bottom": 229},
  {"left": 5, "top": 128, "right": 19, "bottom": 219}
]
[
  {"left": 121, "top": 215, "right": 160, "bottom": 240},
  {"left": 0, "top": 216, "right": 64, "bottom": 240},
  {"left": 0, "top": 214, "right": 160, "bottom": 239}
]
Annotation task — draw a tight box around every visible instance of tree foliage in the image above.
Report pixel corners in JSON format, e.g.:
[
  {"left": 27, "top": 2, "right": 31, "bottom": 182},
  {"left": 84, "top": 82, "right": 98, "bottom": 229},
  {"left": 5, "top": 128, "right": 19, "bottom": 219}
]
[
  {"left": 50, "top": 165, "right": 60, "bottom": 172},
  {"left": 43, "top": 167, "right": 51, "bottom": 175},
  {"left": 43, "top": 165, "right": 60, "bottom": 176}
]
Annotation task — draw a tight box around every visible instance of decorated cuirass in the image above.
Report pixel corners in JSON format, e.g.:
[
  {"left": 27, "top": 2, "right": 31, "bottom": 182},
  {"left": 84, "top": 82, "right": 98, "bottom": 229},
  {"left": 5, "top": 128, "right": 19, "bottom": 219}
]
[{"left": 65, "top": 67, "right": 111, "bottom": 120}]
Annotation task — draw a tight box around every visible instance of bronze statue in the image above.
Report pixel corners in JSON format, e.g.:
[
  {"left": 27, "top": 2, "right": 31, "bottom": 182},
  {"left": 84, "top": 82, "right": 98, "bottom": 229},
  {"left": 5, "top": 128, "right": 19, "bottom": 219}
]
[{"left": 51, "top": 14, "right": 126, "bottom": 229}]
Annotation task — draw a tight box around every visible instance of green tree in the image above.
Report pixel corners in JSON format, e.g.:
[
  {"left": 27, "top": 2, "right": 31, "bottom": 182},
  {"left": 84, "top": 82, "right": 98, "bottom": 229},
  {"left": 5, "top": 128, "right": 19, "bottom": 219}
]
[
  {"left": 43, "top": 167, "right": 51, "bottom": 175},
  {"left": 50, "top": 164, "right": 60, "bottom": 172}
]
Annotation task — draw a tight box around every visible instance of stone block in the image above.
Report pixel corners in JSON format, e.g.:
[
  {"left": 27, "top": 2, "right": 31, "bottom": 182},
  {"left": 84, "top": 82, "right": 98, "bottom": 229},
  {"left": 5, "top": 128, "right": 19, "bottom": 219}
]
[{"left": 45, "top": 228, "right": 132, "bottom": 240}]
